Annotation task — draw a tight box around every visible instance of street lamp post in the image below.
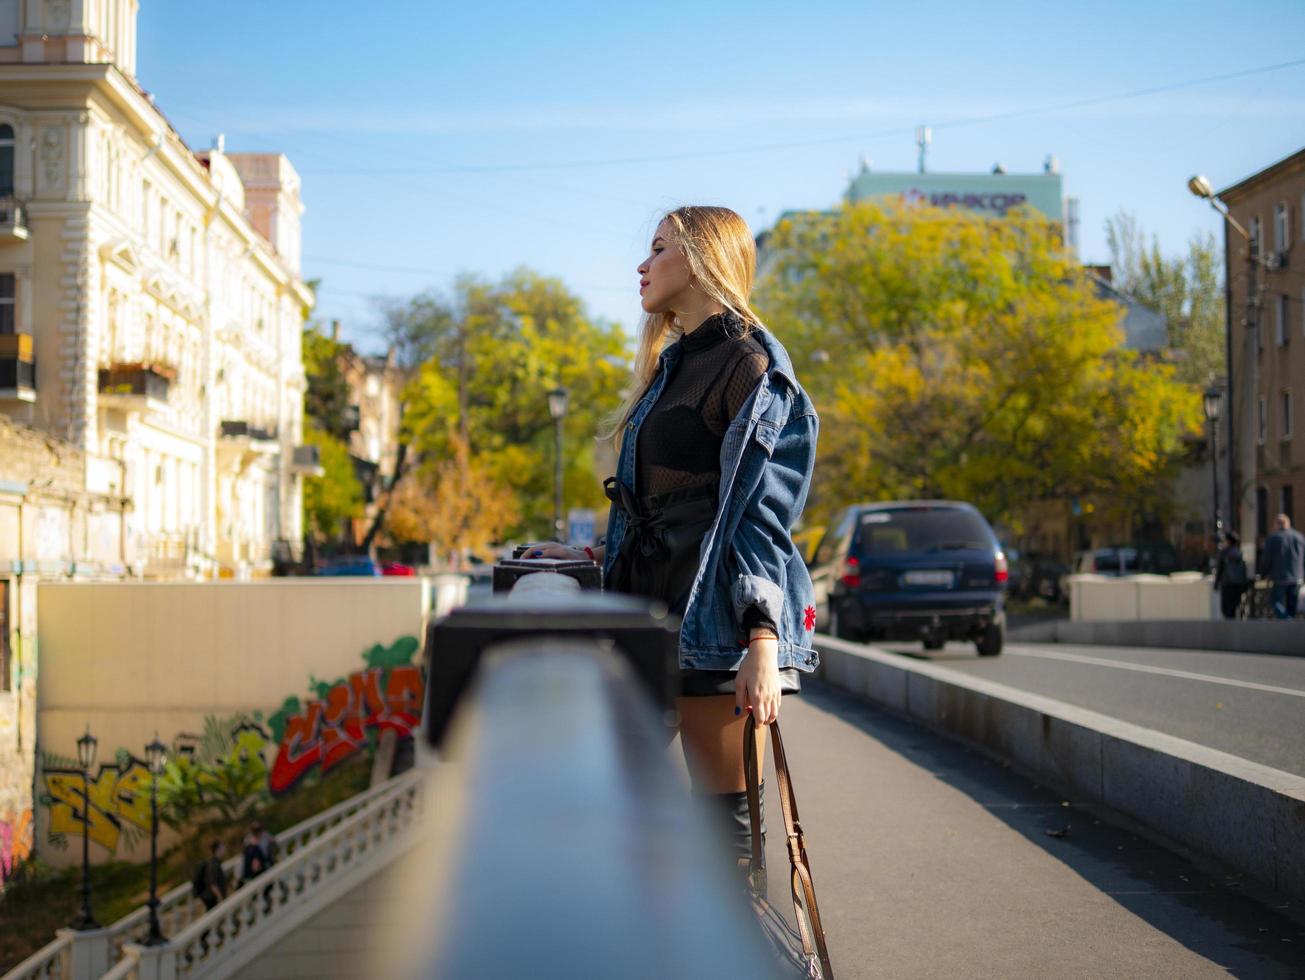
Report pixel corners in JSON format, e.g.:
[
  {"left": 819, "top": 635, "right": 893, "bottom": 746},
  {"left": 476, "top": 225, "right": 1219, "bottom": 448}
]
[
  {"left": 1188, "top": 174, "right": 1265, "bottom": 567},
  {"left": 547, "top": 387, "right": 569, "bottom": 542},
  {"left": 1203, "top": 386, "right": 1224, "bottom": 551},
  {"left": 71, "top": 726, "right": 99, "bottom": 931},
  {"left": 144, "top": 734, "right": 168, "bottom": 946}
]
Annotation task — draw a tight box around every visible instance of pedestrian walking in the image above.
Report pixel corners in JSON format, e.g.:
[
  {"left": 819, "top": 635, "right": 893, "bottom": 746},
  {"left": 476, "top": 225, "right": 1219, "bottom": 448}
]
[
  {"left": 525, "top": 205, "right": 820, "bottom": 886},
  {"left": 192, "top": 839, "right": 227, "bottom": 911},
  {"left": 1261, "top": 514, "right": 1305, "bottom": 619},
  {"left": 251, "top": 818, "right": 277, "bottom": 868},
  {"left": 1213, "top": 530, "right": 1249, "bottom": 619}
]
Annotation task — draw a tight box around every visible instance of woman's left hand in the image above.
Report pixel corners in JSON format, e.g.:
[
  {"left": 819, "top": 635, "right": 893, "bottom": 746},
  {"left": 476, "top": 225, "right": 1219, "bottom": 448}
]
[{"left": 736, "top": 634, "right": 781, "bottom": 725}]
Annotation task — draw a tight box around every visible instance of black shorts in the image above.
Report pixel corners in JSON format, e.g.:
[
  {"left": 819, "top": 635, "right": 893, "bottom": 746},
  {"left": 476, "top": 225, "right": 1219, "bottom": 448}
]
[{"left": 678, "top": 667, "right": 802, "bottom": 698}]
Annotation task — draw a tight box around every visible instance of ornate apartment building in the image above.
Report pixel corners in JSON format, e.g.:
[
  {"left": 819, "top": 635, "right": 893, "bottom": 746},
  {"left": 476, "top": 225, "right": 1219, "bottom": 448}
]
[{"left": 0, "top": 0, "right": 316, "bottom": 579}]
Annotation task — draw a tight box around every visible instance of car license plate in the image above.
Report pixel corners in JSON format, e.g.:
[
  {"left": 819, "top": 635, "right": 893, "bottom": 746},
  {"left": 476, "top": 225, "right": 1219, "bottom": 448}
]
[{"left": 903, "top": 570, "right": 953, "bottom": 587}]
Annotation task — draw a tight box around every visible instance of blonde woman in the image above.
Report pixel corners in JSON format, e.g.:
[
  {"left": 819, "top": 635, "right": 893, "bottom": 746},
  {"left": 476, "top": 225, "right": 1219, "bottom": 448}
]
[{"left": 528, "top": 205, "right": 820, "bottom": 877}]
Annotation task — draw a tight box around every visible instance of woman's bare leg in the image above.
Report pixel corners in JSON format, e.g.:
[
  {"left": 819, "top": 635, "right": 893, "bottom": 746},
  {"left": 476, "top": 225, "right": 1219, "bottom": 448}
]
[{"left": 676, "top": 695, "right": 766, "bottom": 793}]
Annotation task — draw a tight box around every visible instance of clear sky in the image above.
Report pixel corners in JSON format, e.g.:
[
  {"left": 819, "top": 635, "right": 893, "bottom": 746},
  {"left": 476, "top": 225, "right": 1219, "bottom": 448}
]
[{"left": 136, "top": 0, "right": 1305, "bottom": 352}]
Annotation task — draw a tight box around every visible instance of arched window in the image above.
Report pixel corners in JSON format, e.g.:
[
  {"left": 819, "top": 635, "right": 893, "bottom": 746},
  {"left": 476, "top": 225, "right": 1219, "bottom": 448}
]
[{"left": 0, "top": 124, "right": 14, "bottom": 197}]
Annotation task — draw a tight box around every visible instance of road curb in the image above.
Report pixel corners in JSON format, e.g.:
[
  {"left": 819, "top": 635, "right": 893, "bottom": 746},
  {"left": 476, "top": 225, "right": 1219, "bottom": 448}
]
[
  {"left": 814, "top": 636, "right": 1305, "bottom": 902},
  {"left": 1009, "top": 618, "right": 1304, "bottom": 656}
]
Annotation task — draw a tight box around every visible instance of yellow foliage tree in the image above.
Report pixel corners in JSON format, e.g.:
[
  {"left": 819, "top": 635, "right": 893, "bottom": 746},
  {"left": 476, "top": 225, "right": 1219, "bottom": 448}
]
[{"left": 755, "top": 202, "right": 1202, "bottom": 532}]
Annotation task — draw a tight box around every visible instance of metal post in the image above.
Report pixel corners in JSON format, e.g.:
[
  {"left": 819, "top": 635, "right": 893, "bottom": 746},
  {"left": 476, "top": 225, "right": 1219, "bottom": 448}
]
[
  {"left": 145, "top": 770, "right": 164, "bottom": 945},
  {"left": 73, "top": 770, "right": 98, "bottom": 930},
  {"left": 1210, "top": 413, "right": 1223, "bottom": 544},
  {"left": 553, "top": 413, "right": 564, "bottom": 542}
]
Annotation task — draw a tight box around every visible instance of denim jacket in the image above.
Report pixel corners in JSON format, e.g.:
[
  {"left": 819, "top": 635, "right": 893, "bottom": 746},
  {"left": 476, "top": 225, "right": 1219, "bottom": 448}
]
[{"left": 603, "top": 324, "right": 820, "bottom": 672}]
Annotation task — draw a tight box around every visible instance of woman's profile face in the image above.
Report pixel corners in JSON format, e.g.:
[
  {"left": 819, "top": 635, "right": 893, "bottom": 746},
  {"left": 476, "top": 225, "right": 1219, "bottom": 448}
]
[{"left": 637, "top": 220, "right": 693, "bottom": 315}]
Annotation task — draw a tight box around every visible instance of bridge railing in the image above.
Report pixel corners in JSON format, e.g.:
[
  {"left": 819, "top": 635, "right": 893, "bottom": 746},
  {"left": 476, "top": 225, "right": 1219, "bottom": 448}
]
[{"left": 375, "top": 565, "right": 785, "bottom": 978}]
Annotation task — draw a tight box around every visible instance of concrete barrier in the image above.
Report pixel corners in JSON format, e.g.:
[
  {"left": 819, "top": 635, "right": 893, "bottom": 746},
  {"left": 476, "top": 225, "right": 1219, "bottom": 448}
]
[
  {"left": 815, "top": 637, "right": 1305, "bottom": 902},
  {"left": 1009, "top": 619, "right": 1304, "bottom": 656},
  {"left": 1069, "top": 572, "right": 1215, "bottom": 622}
]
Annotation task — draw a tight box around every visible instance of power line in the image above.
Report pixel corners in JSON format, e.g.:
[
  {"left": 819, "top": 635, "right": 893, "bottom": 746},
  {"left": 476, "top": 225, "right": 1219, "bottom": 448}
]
[{"left": 292, "top": 57, "right": 1305, "bottom": 176}]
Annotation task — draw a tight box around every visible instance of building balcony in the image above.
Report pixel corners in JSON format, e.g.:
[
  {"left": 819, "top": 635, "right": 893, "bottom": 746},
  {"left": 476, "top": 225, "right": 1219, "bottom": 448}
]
[
  {"left": 0, "top": 197, "right": 28, "bottom": 242},
  {"left": 220, "top": 419, "right": 279, "bottom": 442},
  {"left": 98, "top": 362, "right": 173, "bottom": 412},
  {"left": 290, "top": 444, "right": 325, "bottom": 477}
]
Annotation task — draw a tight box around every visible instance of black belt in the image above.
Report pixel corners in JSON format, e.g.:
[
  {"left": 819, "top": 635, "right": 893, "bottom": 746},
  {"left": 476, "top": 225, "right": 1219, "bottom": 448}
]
[{"left": 604, "top": 477, "right": 716, "bottom": 609}]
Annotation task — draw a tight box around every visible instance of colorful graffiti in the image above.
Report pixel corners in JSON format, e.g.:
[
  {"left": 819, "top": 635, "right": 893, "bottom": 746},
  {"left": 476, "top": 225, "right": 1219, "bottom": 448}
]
[
  {"left": 37, "top": 634, "right": 423, "bottom": 851},
  {"left": 267, "top": 636, "right": 423, "bottom": 794},
  {"left": 42, "top": 758, "right": 155, "bottom": 852},
  {"left": 0, "top": 808, "right": 33, "bottom": 884}
]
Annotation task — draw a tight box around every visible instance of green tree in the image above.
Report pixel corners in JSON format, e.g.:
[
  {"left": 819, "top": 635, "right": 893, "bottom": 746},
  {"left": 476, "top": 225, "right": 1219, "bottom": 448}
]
[
  {"left": 755, "top": 202, "right": 1201, "bottom": 532},
  {"left": 1105, "top": 211, "right": 1224, "bottom": 387},
  {"left": 302, "top": 323, "right": 355, "bottom": 442},
  {"left": 383, "top": 269, "right": 629, "bottom": 548},
  {"left": 302, "top": 424, "right": 363, "bottom": 542}
]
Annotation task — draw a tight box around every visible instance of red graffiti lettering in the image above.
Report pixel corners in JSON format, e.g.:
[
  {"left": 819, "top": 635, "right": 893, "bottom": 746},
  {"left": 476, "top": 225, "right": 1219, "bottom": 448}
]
[
  {"left": 269, "top": 701, "right": 324, "bottom": 794},
  {"left": 270, "top": 665, "right": 425, "bottom": 794}
]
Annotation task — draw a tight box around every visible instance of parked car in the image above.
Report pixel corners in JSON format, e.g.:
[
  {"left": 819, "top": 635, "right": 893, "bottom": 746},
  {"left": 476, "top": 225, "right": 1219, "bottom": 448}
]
[
  {"left": 1058, "top": 542, "right": 1179, "bottom": 599},
  {"left": 381, "top": 561, "right": 416, "bottom": 576},
  {"left": 315, "top": 555, "right": 381, "bottom": 577},
  {"left": 807, "top": 501, "right": 1007, "bottom": 656}
]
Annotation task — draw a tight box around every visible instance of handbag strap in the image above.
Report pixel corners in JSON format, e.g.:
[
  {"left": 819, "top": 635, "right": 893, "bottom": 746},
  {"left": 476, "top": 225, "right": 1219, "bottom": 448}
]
[{"left": 744, "top": 714, "right": 834, "bottom": 979}]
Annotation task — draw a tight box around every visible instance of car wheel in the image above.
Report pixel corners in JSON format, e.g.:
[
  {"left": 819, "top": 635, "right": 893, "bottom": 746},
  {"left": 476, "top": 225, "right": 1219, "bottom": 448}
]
[
  {"left": 922, "top": 637, "right": 946, "bottom": 651},
  {"left": 976, "top": 623, "right": 1004, "bottom": 657}
]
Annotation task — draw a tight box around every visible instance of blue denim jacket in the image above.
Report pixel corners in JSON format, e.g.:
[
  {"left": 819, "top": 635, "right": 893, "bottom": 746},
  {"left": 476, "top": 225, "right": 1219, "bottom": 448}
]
[{"left": 603, "top": 324, "right": 820, "bottom": 672}]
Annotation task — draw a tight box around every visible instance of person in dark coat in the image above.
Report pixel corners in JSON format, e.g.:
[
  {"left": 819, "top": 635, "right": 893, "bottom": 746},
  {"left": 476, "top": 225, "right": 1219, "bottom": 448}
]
[
  {"left": 195, "top": 839, "right": 227, "bottom": 911},
  {"left": 1213, "top": 530, "right": 1249, "bottom": 620},
  {"left": 1261, "top": 514, "right": 1305, "bottom": 619}
]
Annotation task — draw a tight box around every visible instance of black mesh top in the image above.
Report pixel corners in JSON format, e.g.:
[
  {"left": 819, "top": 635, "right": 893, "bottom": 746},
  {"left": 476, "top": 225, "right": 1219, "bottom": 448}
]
[{"left": 636, "top": 311, "right": 769, "bottom": 499}]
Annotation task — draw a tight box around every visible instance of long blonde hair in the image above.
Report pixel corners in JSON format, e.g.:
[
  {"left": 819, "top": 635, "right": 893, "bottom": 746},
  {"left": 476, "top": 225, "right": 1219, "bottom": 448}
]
[{"left": 603, "top": 206, "right": 760, "bottom": 444}]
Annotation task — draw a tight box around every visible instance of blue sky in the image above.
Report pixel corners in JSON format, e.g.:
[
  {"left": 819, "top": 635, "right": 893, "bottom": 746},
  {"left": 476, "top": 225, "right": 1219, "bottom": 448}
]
[{"left": 137, "top": 0, "right": 1305, "bottom": 351}]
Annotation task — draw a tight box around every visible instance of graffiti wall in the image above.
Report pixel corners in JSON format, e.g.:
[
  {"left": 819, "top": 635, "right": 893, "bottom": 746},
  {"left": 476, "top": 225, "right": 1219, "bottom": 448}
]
[
  {"left": 35, "top": 634, "right": 424, "bottom": 863},
  {"left": 1, "top": 580, "right": 39, "bottom": 889},
  {"left": 33, "top": 576, "right": 457, "bottom": 868}
]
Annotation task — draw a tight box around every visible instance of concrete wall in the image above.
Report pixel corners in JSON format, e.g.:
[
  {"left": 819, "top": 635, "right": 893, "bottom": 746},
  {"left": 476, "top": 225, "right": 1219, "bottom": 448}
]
[
  {"left": 1069, "top": 572, "right": 1216, "bottom": 621},
  {"left": 32, "top": 577, "right": 462, "bottom": 867}
]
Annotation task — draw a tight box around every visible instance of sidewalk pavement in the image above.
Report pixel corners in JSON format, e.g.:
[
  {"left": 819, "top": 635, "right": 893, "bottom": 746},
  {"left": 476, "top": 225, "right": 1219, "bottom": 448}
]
[{"left": 757, "top": 681, "right": 1305, "bottom": 979}]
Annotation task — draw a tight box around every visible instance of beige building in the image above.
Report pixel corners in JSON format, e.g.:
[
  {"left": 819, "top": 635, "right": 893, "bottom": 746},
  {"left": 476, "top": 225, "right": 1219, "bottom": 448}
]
[
  {"left": 0, "top": 0, "right": 315, "bottom": 579},
  {"left": 0, "top": 0, "right": 314, "bottom": 883},
  {"left": 1220, "top": 148, "right": 1304, "bottom": 557}
]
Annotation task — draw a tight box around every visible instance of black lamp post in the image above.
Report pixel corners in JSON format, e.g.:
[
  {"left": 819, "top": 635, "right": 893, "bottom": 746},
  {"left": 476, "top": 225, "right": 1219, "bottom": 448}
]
[
  {"left": 71, "top": 726, "right": 99, "bottom": 931},
  {"left": 144, "top": 734, "right": 168, "bottom": 945},
  {"left": 1203, "top": 386, "right": 1224, "bottom": 548},
  {"left": 547, "top": 387, "right": 569, "bottom": 542}
]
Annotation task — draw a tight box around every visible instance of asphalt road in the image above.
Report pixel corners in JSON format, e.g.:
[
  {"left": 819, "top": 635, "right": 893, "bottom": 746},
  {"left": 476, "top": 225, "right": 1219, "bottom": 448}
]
[
  {"left": 764, "top": 682, "right": 1305, "bottom": 979},
  {"left": 871, "top": 640, "right": 1305, "bottom": 776}
]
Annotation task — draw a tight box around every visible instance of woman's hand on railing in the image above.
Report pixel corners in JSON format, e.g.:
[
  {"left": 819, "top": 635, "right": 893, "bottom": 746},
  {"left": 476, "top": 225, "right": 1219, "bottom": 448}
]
[{"left": 522, "top": 542, "right": 602, "bottom": 563}]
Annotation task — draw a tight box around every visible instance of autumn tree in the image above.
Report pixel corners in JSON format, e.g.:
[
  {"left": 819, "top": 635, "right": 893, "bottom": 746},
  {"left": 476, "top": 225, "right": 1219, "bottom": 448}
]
[
  {"left": 1105, "top": 210, "right": 1224, "bottom": 388},
  {"left": 754, "top": 202, "right": 1202, "bottom": 533},
  {"left": 379, "top": 269, "right": 629, "bottom": 555}
]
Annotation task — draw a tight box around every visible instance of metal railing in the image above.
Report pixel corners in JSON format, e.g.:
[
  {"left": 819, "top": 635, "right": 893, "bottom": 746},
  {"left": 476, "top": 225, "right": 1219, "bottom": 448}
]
[{"left": 391, "top": 566, "right": 783, "bottom": 978}]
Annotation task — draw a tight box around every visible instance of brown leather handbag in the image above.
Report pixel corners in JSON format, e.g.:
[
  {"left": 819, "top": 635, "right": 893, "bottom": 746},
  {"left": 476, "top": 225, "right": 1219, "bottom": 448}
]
[{"left": 744, "top": 714, "right": 834, "bottom": 979}]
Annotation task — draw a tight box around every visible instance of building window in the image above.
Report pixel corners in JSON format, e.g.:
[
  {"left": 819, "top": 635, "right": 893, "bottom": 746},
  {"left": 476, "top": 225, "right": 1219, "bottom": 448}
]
[
  {"left": 1256, "top": 487, "right": 1268, "bottom": 540},
  {"left": 1258, "top": 396, "right": 1267, "bottom": 443},
  {"left": 1249, "top": 215, "right": 1262, "bottom": 259},
  {"left": 1282, "top": 389, "right": 1293, "bottom": 441},
  {"left": 1276, "top": 295, "right": 1288, "bottom": 346},
  {"left": 1283, "top": 485, "right": 1295, "bottom": 524},
  {"left": 0, "top": 273, "right": 13, "bottom": 334},
  {"left": 1274, "top": 201, "right": 1289, "bottom": 253},
  {"left": 0, "top": 123, "right": 13, "bottom": 197}
]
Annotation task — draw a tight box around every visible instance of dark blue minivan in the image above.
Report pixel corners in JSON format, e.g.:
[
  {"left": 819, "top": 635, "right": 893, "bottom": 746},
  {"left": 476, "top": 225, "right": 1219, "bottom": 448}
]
[{"left": 808, "top": 501, "right": 1007, "bottom": 655}]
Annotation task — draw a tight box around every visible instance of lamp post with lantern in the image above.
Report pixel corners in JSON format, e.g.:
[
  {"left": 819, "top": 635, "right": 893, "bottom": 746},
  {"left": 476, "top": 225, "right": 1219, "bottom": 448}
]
[
  {"left": 547, "top": 386, "right": 569, "bottom": 542},
  {"left": 144, "top": 734, "right": 168, "bottom": 945},
  {"left": 70, "top": 726, "right": 99, "bottom": 931},
  {"left": 1203, "top": 385, "right": 1224, "bottom": 551}
]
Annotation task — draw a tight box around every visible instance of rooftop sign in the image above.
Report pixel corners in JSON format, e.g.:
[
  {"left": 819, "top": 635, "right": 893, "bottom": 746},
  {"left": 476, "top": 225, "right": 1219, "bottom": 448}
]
[{"left": 846, "top": 171, "right": 1064, "bottom": 221}]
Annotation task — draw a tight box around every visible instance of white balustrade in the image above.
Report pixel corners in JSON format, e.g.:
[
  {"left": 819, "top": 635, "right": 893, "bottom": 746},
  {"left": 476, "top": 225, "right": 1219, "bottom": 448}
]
[{"left": 1, "top": 770, "right": 423, "bottom": 980}]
